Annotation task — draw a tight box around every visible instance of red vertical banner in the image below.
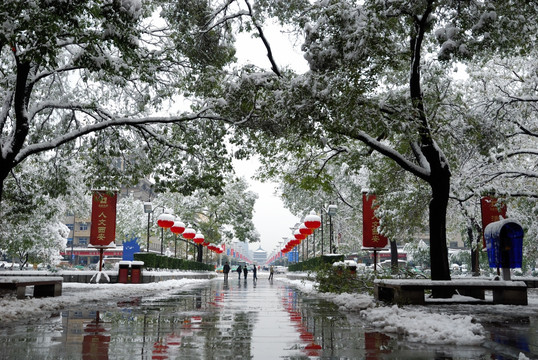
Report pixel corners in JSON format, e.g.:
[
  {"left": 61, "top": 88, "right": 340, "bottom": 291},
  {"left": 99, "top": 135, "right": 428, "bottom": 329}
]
[
  {"left": 90, "top": 190, "right": 118, "bottom": 247},
  {"left": 362, "top": 192, "right": 388, "bottom": 248},
  {"left": 480, "top": 196, "right": 507, "bottom": 248}
]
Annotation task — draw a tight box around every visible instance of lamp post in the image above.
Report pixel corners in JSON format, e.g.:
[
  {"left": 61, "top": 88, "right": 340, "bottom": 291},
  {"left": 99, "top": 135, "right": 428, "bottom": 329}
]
[
  {"left": 156, "top": 210, "right": 174, "bottom": 255},
  {"left": 304, "top": 210, "right": 321, "bottom": 258},
  {"left": 327, "top": 204, "right": 337, "bottom": 254},
  {"left": 170, "top": 218, "right": 186, "bottom": 258},
  {"left": 143, "top": 202, "right": 152, "bottom": 252},
  {"left": 71, "top": 213, "right": 76, "bottom": 265}
]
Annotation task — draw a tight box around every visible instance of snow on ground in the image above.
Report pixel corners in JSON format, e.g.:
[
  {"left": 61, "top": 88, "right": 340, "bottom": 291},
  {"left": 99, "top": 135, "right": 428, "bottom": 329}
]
[
  {"left": 361, "top": 305, "right": 485, "bottom": 345},
  {"left": 0, "top": 273, "right": 208, "bottom": 323},
  {"left": 1, "top": 271, "right": 537, "bottom": 352},
  {"left": 280, "top": 275, "right": 538, "bottom": 348}
]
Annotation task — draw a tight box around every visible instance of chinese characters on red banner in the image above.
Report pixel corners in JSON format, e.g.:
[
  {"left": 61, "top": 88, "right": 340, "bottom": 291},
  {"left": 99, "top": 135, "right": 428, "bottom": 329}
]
[
  {"left": 362, "top": 192, "right": 388, "bottom": 248},
  {"left": 90, "top": 191, "right": 118, "bottom": 247}
]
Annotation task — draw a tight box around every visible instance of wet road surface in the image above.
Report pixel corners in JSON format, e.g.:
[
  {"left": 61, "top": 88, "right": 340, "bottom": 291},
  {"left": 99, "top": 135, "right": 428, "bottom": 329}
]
[{"left": 0, "top": 274, "right": 537, "bottom": 359}]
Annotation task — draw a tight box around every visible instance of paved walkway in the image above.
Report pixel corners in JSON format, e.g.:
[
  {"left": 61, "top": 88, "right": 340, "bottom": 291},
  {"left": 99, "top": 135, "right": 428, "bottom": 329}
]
[
  {"left": 215, "top": 275, "right": 321, "bottom": 358},
  {"left": 1, "top": 273, "right": 536, "bottom": 359}
]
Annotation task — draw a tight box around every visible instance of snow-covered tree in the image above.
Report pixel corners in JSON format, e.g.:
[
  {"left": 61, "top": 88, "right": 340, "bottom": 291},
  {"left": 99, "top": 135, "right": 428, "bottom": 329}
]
[
  {"left": 211, "top": 1, "right": 538, "bottom": 286},
  {"left": 0, "top": 155, "right": 71, "bottom": 266},
  {"left": 277, "top": 156, "right": 367, "bottom": 255},
  {"left": 0, "top": 0, "right": 240, "bottom": 204},
  {"left": 150, "top": 177, "right": 259, "bottom": 262},
  {"left": 115, "top": 194, "right": 148, "bottom": 245},
  {"left": 448, "top": 53, "right": 538, "bottom": 271}
]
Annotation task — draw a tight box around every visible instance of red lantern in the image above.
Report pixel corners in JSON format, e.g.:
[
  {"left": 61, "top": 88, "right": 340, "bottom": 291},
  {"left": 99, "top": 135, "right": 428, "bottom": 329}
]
[
  {"left": 170, "top": 219, "right": 185, "bottom": 234},
  {"left": 294, "top": 229, "right": 305, "bottom": 241},
  {"left": 299, "top": 223, "right": 313, "bottom": 236},
  {"left": 202, "top": 241, "right": 209, "bottom": 247},
  {"left": 157, "top": 213, "right": 175, "bottom": 228},
  {"left": 304, "top": 210, "right": 321, "bottom": 229},
  {"left": 182, "top": 227, "right": 196, "bottom": 240},
  {"left": 289, "top": 239, "right": 300, "bottom": 247},
  {"left": 193, "top": 233, "right": 204, "bottom": 244}
]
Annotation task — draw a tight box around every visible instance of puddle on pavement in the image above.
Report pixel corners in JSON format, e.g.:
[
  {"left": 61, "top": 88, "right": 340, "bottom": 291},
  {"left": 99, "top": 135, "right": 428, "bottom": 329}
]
[{"left": 0, "top": 279, "right": 536, "bottom": 359}]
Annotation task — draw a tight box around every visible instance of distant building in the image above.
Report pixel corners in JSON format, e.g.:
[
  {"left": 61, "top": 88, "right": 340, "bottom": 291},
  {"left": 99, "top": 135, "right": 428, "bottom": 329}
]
[{"left": 252, "top": 246, "right": 267, "bottom": 265}]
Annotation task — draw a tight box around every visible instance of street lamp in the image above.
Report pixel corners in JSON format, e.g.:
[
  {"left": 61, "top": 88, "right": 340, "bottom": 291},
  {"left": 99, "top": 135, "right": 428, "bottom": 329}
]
[
  {"left": 156, "top": 210, "right": 174, "bottom": 255},
  {"left": 143, "top": 202, "right": 152, "bottom": 252},
  {"left": 304, "top": 210, "right": 321, "bottom": 259},
  {"left": 170, "top": 218, "right": 186, "bottom": 258},
  {"left": 327, "top": 204, "right": 338, "bottom": 254}
]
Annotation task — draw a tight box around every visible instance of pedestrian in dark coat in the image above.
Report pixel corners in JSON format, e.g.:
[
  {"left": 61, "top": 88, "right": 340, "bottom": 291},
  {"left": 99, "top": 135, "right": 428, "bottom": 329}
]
[
  {"left": 223, "top": 262, "right": 230, "bottom": 281},
  {"left": 252, "top": 264, "right": 257, "bottom": 281},
  {"left": 268, "top": 265, "right": 274, "bottom": 281},
  {"left": 237, "top": 265, "right": 242, "bottom": 279},
  {"left": 243, "top": 264, "right": 248, "bottom": 279}
]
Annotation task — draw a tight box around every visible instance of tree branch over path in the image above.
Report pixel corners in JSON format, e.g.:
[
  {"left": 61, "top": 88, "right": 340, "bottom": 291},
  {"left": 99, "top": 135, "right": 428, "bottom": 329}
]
[{"left": 14, "top": 110, "right": 229, "bottom": 165}]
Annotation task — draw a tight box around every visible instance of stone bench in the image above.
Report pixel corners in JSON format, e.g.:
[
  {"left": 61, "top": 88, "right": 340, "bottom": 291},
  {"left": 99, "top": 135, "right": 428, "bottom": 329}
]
[
  {"left": 0, "top": 276, "right": 63, "bottom": 299},
  {"left": 374, "top": 279, "right": 528, "bottom": 305}
]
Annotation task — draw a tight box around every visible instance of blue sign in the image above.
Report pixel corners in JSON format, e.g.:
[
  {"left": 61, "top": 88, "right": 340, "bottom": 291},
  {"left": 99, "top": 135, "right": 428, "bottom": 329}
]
[
  {"left": 287, "top": 248, "right": 299, "bottom": 263},
  {"left": 123, "top": 237, "right": 141, "bottom": 261}
]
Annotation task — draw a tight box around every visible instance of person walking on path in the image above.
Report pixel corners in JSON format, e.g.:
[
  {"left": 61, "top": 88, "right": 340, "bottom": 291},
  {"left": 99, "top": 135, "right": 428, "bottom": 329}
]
[
  {"left": 243, "top": 264, "right": 248, "bottom": 279},
  {"left": 268, "top": 265, "right": 274, "bottom": 281},
  {"left": 237, "top": 264, "right": 242, "bottom": 280},
  {"left": 252, "top": 264, "right": 257, "bottom": 281},
  {"left": 223, "top": 262, "right": 230, "bottom": 282}
]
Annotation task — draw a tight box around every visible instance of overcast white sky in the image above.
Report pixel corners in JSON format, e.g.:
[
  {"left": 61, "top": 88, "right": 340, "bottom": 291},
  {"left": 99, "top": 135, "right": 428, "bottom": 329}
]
[
  {"left": 233, "top": 156, "right": 300, "bottom": 255},
  {"left": 234, "top": 26, "right": 308, "bottom": 254}
]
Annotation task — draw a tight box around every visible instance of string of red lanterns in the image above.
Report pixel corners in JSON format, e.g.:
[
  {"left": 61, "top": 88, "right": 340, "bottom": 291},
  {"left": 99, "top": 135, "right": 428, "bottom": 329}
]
[
  {"left": 279, "top": 210, "right": 322, "bottom": 257},
  {"left": 155, "top": 210, "right": 225, "bottom": 255}
]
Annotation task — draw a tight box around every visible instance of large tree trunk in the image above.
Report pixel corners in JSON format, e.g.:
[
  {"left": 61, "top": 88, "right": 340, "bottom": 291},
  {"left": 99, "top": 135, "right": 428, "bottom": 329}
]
[
  {"left": 408, "top": 4, "right": 451, "bottom": 290},
  {"left": 196, "top": 244, "right": 203, "bottom": 262},
  {"left": 390, "top": 240, "right": 399, "bottom": 275},
  {"left": 429, "top": 168, "right": 452, "bottom": 297},
  {"left": 0, "top": 171, "right": 6, "bottom": 205},
  {"left": 0, "top": 60, "right": 32, "bottom": 206}
]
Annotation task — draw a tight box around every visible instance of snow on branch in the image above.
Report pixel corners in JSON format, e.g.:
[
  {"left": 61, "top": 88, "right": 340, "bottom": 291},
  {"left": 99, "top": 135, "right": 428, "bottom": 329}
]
[
  {"left": 495, "top": 149, "right": 538, "bottom": 160},
  {"left": 344, "top": 130, "right": 431, "bottom": 182},
  {"left": 14, "top": 110, "right": 228, "bottom": 164},
  {"left": 243, "top": 0, "right": 281, "bottom": 77}
]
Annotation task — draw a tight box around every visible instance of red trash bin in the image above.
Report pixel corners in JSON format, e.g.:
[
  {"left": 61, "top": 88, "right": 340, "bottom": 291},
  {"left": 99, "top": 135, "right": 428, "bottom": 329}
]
[
  {"left": 118, "top": 261, "right": 131, "bottom": 283},
  {"left": 131, "top": 261, "right": 144, "bottom": 284}
]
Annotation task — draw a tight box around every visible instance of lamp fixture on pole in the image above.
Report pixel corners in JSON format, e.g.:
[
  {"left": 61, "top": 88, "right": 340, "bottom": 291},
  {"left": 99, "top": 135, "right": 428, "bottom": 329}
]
[
  {"left": 143, "top": 202, "right": 152, "bottom": 252},
  {"left": 327, "top": 204, "right": 337, "bottom": 254},
  {"left": 156, "top": 210, "right": 174, "bottom": 255}
]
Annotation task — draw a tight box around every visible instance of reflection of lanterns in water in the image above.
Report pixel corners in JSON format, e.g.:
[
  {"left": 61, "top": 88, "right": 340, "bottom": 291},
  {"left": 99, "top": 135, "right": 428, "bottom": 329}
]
[
  {"left": 304, "top": 342, "right": 322, "bottom": 357},
  {"left": 166, "top": 333, "right": 182, "bottom": 357},
  {"left": 152, "top": 339, "right": 169, "bottom": 360},
  {"left": 167, "top": 333, "right": 181, "bottom": 346},
  {"left": 299, "top": 331, "right": 314, "bottom": 342}
]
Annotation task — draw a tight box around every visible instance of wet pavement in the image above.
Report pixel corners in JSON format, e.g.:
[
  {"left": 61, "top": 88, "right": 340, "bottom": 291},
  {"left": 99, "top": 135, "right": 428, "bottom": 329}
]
[{"left": 0, "top": 274, "right": 537, "bottom": 359}]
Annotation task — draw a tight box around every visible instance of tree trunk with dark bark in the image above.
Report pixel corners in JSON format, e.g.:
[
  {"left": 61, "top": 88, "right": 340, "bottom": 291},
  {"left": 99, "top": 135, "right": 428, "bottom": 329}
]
[
  {"left": 196, "top": 244, "right": 203, "bottom": 262},
  {"left": 428, "top": 169, "right": 452, "bottom": 297},
  {"left": 390, "top": 240, "right": 399, "bottom": 275}
]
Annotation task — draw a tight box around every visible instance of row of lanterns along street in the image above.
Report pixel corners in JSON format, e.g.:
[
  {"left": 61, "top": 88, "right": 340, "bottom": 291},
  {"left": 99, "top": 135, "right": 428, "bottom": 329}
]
[
  {"left": 155, "top": 210, "right": 224, "bottom": 259},
  {"left": 280, "top": 210, "right": 322, "bottom": 260}
]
